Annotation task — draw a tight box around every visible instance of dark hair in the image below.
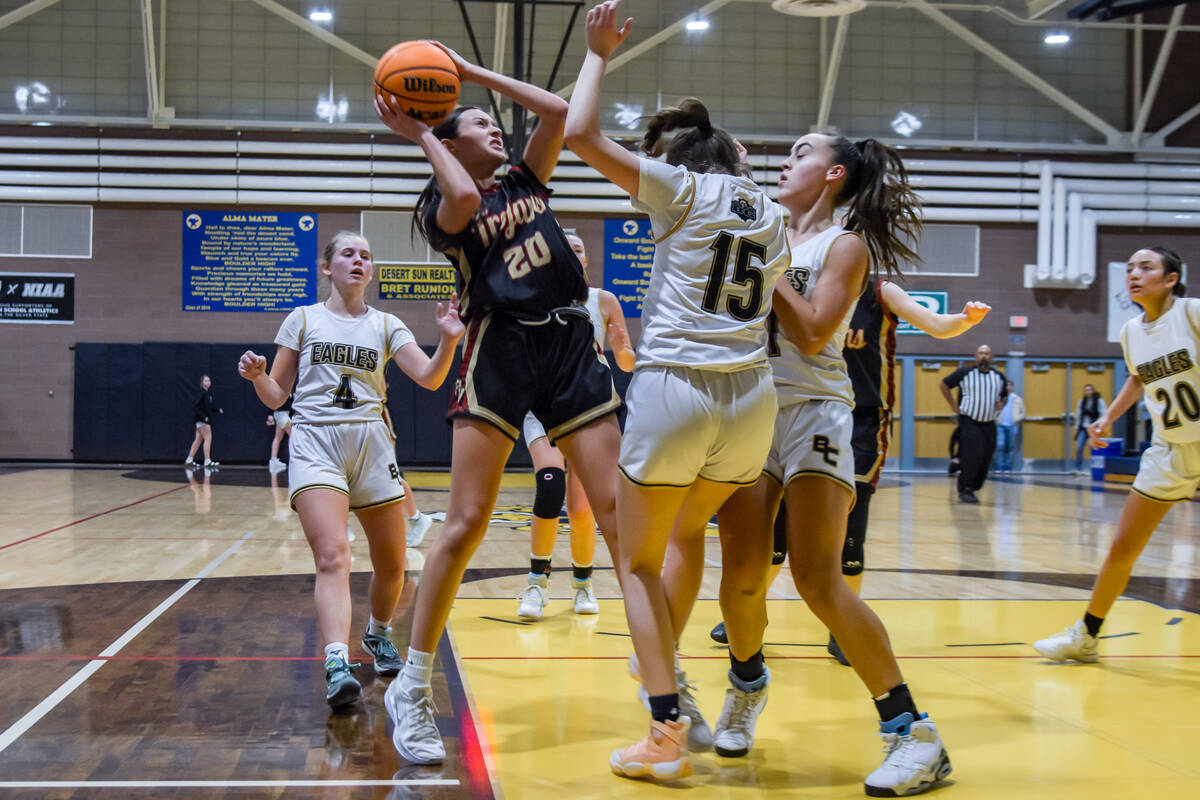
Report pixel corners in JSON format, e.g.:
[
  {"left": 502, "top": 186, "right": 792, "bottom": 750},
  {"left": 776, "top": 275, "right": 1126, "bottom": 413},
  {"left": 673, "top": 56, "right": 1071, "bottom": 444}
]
[
  {"left": 641, "top": 98, "right": 746, "bottom": 178},
  {"left": 1146, "top": 245, "right": 1186, "bottom": 297},
  {"left": 822, "top": 134, "right": 923, "bottom": 280},
  {"left": 412, "top": 106, "right": 483, "bottom": 253}
]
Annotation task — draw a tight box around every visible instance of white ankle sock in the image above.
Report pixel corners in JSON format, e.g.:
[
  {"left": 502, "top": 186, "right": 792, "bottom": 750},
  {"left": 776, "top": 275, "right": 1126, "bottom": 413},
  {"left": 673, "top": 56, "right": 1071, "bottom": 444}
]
[
  {"left": 402, "top": 647, "right": 434, "bottom": 690},
  {"left": 324, "top": 642, "right": 349, "bottom": 662},
  {"left": 407, "top": 511, "right": 422, "bottom": 523},
  {"left": 367, "top": 616, "right": 390, "bottom": 636}
]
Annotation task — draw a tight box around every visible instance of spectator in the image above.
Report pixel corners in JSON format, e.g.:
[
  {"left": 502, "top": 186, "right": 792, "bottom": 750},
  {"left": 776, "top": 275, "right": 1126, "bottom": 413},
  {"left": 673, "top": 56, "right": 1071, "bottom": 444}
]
[
  {"left": 1073, "top": 384, "right": 1107, "bottom": 474},
  {"left": 995, "top": 380, "right": 1025, "bottom": 472}
]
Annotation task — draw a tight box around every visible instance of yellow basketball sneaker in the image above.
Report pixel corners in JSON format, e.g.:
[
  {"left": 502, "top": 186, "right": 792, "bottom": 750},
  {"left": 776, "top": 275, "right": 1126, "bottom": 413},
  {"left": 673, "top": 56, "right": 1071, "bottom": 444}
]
[{"left": 610, "top": 717, "right": 692, "bottom": 780}]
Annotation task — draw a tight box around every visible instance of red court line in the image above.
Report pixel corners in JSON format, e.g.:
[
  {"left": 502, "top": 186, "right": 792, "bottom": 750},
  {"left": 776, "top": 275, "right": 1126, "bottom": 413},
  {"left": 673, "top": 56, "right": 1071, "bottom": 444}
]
[
  {"left": 0, "top": 485, "right": 188, "bottom": 552},
  {"left": 2, "top": 652, "right": 1196, "bottom": 663}
]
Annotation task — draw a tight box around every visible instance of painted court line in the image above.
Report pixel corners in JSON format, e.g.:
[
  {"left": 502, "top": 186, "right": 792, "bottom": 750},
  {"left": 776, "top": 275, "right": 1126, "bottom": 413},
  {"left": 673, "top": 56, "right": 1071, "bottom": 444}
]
[
  {"left": 0, "top": 530, "right": 256, "bottom": 757},
  {"left": 0, "top": 780, "right": 459, "bottom": 789},
  {"left": 0, "top": 484, "right": 187, "bottom": 552}
]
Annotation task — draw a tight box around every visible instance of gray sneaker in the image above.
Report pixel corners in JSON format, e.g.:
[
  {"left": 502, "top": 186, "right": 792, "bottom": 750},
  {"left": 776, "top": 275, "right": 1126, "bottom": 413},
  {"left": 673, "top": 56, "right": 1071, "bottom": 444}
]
[
  {"left": 362, "top": 629, "right": 404, "bottom": 676},
  {"left": 385, "top": 680, "right": 445, "bottom": 764},
  {"left": 864, "top": 713, "right": 952, "bottom": 797},
  {"left": 324, "top": 654, "right": 362, "bottom": 708}
]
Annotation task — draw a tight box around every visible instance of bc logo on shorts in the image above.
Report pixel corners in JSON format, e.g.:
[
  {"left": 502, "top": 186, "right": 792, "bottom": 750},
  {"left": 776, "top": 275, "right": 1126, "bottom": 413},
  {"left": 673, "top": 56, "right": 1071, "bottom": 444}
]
[{"left": 813, "top": 434, "right": 840, "bottom": 467}]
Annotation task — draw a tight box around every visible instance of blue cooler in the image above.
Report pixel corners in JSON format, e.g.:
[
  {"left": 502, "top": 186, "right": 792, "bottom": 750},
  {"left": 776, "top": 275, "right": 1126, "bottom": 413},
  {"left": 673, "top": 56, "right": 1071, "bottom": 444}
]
[{"left": 1091, "top": 439, "right": 1122, "bottom": 481}]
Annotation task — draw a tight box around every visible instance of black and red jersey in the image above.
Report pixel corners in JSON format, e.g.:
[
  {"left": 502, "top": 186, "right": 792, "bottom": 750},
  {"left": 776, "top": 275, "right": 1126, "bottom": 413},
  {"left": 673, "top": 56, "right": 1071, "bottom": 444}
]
[
  {"left": 844, "top": 279, "right": 899, "bottom": 411},
  {"left": 435, "top": 163, "right": 587, "bottom": 320}
]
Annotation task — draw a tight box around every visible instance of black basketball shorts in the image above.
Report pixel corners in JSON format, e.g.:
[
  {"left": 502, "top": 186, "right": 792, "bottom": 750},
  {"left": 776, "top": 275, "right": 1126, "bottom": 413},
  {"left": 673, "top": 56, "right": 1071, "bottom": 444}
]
[
  {"left": 852, "top": 406, "right": 892, "bottom": 487},
  {"left": 448, "top": 309, "right": 622, "bottom": 444}
]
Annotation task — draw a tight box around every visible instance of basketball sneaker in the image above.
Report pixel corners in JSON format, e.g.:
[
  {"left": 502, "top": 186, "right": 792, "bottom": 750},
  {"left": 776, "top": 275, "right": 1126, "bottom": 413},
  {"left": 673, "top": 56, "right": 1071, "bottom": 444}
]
[
  {"left": 609, "top": 716, "right": 691, "bottom": 780},
  {"left": 184, "top": 458, "right": 198, "bottom": 468},
  {"left": 572, "top": 578, "right": 599, "bottom": 615},
  {"left": 324, "top": 654, "right": 362, "bottom": 708},
  {"left": 406, "top": 511, "right": 433, "bottom": 548},
  {"left": 203, "top": 459, "right": 219, "bottom": 467},
  {"left": 362, "top": 629, "right": 404, "bottom": 676},
  {"left": 1033, "top": 619, "right": 1099, "bottom": 663},
  {"left": 384, "top": 680, "right": 445, "bottom": 764},
  {"left": 713, "top": 668, "right": 769, "bottom": 758},
  {"left": 864, "top": 713, "right": 951, "bottom": 797},
  {"left": 629, "top": 653, "right": 713, "bottom": 751},
  {"left": 710, "top": 621, "right": 728, "bottom": 644},
  {"left": 517, "top": 575, "right": 548, "bottom": 619},
  {"left": 268, "top": 457, "right": 286, "bottom": 473}
]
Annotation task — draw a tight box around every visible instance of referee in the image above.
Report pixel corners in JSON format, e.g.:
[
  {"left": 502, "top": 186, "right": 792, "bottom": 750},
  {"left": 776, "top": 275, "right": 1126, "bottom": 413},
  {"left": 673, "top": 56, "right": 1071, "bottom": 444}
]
[{"left": 940, "top": 344, "right": 1007, "bottom": 503}]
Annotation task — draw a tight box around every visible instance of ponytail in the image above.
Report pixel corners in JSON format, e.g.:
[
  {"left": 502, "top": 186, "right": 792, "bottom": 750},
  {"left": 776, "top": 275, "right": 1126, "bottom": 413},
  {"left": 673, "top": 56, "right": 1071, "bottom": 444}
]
[
  {"left": 641, "top": 98, "right": 746, "bottom": 177},
  {"left": 826, "top": 135, "right": 923, "bottom": 279},
  {"left": 412, "top": 106, "right": 480, "bottom": 253}
]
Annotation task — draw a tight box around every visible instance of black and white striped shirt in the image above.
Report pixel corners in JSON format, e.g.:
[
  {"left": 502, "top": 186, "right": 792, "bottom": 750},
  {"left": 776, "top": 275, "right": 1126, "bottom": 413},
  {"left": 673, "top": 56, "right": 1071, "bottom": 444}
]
[{"left": 943, "top": 365, "right": 1007, "bottom": 423}]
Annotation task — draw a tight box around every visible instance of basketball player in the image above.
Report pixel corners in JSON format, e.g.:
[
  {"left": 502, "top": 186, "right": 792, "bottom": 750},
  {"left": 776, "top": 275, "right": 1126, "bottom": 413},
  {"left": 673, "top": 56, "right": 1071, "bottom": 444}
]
[
  {"left": 185, "top": 375, "right": 221, "bottom": 467},
  {"left": 1034, "top": 247, "right": 1200, "bottom": 663},
  {"left": 267, "top": 392, "right": 292, "bottom": 472},
  {"left": 517, "top": 231, "right": 634, "bottom": 620},
  {"left": 565, "top": 2, "right": 791, "bottom": 779},
  {"left": 711, "top": 132, "right": 953, "bottom": 796},
  {"left": 374, "top": 44, "right": 624, "bottom": 765},
  {"left": 237, "top": 230, "right": 464, "bottom": 708}
]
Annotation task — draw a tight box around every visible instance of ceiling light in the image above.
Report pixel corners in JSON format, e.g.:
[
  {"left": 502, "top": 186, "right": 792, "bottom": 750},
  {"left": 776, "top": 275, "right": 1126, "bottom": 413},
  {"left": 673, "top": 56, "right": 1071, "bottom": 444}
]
[
  {"left": 685, "top": 19, "right": 710, "bottom": 31},
  {"left": 1043, "top": 32, "right": 1070, "bottom": 45},
  {"left": 309, "top": 10, "right": 333, "bottom": 22},
  {"left": 891, "top": 110, "right": 922, "bottom": 138}
]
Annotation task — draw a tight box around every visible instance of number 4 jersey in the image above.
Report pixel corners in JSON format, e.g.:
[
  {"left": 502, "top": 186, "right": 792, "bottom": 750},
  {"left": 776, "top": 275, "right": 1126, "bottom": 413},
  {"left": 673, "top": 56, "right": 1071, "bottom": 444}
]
[
  {"left": 632, "top": 158, "right": 791, "bottom": 372},
  {"left": 1122, "top": 296, "right": 1200, "bottom": 444},
  {"left": 275, "top": 302, "right": 415, "bottom": 426}
]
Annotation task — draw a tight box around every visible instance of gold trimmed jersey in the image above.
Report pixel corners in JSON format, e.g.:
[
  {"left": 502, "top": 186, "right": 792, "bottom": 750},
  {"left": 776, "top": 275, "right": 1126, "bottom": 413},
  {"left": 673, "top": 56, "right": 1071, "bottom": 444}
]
[
  {"left": 769, "top": 225, "right": 857, "bottom": 407},
  {"left": 275, "top": 303, "right": 415, "bottom": 425},
  {"left": 1121, "top": 296, "right": 1200, "bottom": 444},
  {"left": 845, "top": 279, "right": 899, "bottom": 411},
  {"left": 631, "top": 158, "right": 791, "bottom": 372},
  {"left": 438, "top": 162, "right": 587, "bottom": 320},
  {"left": 585, "top": 287, "right": 605, "bottom": 348}
]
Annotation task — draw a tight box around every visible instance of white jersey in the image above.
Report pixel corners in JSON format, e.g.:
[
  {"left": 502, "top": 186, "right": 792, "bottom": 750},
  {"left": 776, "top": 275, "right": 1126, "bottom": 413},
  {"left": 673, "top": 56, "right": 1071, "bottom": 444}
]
[
  {"left": 275, "top": 302, "right": 415, "bottom": 426},
  {"left": 770, "top": 225, "right": 857, "bottom": 407},
  {"left": 585, "top": 287, "right": 605, "bottom": 348},
  {"left": 632, "top": 158, "right": 790, "bottom": 372},
  {"left": 1121, "top": 296, "right": 1200, "bottom": 444}
]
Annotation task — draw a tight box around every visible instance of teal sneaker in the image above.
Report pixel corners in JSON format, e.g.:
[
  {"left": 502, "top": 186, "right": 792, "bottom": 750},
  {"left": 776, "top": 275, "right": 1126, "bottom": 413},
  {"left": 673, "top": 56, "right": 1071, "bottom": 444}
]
[
  {"left": 361, "top": 630, "right": 404, "bottom": 676},
  {"left": 324, "top": 654, "right": 362, "bottom": 708}
]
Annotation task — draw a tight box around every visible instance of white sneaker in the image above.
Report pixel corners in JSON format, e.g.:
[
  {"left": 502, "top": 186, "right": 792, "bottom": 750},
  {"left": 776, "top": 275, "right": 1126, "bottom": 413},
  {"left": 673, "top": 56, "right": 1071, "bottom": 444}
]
[
  {"left": 406, "top": 512, "right": 433, "bottom": 548},
  {"left": 268, "top": 458, "right": 286, "bottom": 473},
  {"left": 713, "top": 669, "right": 769, "bottom": 758},
  {"left": 517, "top": 577, "right": 548, "bottom": 619},
  {"left": 1033, "top": 619, "right": 1099, "bottom": 663},
  {"left": 384, "top": 680, "right": 445, "bottom": 765},
  {"left": 572, "top": 578, "right": 599, "bottom": 615},
  {"left": 864, "top": 714, "right": 952, "bottom": 797},
  {"left": 203, "top": 459, "right": 219, "bottom": 468},
  {"left": 629, "top": 653, "right": 713, "bottom": 752}
]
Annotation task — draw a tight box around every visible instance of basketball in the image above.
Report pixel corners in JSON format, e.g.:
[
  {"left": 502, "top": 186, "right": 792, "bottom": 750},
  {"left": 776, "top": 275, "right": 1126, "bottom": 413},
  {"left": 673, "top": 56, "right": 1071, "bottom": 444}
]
[{"left": 374, "top": 40, "right": 460, "bottom": 125}]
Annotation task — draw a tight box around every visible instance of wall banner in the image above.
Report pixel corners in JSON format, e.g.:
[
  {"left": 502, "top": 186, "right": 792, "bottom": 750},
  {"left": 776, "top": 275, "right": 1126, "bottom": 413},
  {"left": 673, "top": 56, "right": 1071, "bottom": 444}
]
[
  {"left": 895, "top": 291, "right": 948, "bottom": 335},
  {"left": 0, "top": 272, "right": 74, "bottom": 324},
  {"left": 182, "top": 210, "right": 317, "bottom": 312},
  {"left": 378, "top": 264, "right": 456, "bottom": 300},
  {"left": 603, "top": 218, "right": 654, "bottom": 318}
]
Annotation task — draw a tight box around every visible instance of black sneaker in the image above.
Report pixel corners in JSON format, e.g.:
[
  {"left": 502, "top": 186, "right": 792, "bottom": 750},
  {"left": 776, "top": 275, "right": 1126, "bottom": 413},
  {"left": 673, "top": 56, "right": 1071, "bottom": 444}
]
[
  {"left": 710, "top": 620, "right": 728, "bottom": 644},
  {"left": 827, "top": 634, "right": 851, "bottom": 666},
  {"left": 324, "top": 654, "right": 362, "bottom": 708},
  {"left": 958, "top": 490, "right": 979, "bottom": 504},
  {"left": 361, "top": 630, "right": 404, "bottom": 676}
]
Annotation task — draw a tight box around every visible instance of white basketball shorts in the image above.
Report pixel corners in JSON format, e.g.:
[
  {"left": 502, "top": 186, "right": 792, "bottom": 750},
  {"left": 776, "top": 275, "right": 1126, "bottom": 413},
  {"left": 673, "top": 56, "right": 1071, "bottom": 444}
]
[
  {"left": 1132, "top": 438, "right": 1200, "bottom": 502},
  {"left": 764, "top": 398, "right": 855, "bottom": 492},
  {"left": 288, "top": 420, "right": 406, "bottom": 510}
]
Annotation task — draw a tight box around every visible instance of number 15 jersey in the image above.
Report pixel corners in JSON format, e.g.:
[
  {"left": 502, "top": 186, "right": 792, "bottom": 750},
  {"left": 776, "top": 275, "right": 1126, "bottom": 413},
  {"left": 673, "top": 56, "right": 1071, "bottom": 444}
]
[
  {"left": 275, "top": 302, "right": 415, "bottom": 425},
  {"left": 1122, "top": 296, "right": 1200, "bottom": 444},
  {"left": 632, "top": 158, "right": 791, "bottom": 372}
]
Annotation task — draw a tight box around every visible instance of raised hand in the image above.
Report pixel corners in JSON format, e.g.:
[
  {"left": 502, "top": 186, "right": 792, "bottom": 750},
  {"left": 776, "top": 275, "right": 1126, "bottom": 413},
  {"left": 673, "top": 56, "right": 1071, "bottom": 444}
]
[
  {"left": 427, "top": 40, "right": 473, "bottom": 82},
  {"left": 963, "top": 301, "right": 991, "bottom": 325},
  {"left": 238, "top": 350, "right": 267, "bottom": 381},
  {"left": 374, "top": 91, "right": 434, "bottom": 142},
  {"left": 586, "top": 0, "right": 633, "bottom": 60},
  {"left": 435, "top": 291, "right": 466, "bottom": 341}
]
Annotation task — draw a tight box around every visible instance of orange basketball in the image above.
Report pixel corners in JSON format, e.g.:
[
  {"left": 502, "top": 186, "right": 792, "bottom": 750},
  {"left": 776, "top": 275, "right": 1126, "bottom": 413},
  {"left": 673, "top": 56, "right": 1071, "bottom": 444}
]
[{"left": 374, "top": 40, "right": 460, "bottom": 125}]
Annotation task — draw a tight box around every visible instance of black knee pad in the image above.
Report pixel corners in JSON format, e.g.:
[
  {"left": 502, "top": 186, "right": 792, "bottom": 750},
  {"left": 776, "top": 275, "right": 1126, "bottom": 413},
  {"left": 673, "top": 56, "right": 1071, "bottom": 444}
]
[
  {"left": 842, "top": 482, "right": 874, "bottom": 575},
  {"left": 532, "top": 467, "right": 566, "bottom": 519},
  {"left": 772, "top": 500, "right": 788, "bottom": 565}
]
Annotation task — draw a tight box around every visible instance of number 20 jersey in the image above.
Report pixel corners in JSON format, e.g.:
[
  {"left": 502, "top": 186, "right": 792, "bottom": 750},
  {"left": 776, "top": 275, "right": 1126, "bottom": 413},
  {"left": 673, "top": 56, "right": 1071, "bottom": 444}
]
[
  {"left": 275, "top": 302, "right": 415, "bottom": 425},
  {"left": 1121, "top": 296, "right": 1200, "bottom": 444},
  {"left": 631, "top": 158, "right": 791, "bottom": 372}
]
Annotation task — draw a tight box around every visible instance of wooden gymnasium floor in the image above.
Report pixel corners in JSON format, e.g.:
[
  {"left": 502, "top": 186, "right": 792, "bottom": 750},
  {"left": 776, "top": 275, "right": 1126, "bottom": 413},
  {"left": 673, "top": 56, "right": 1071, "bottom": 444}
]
[{"left": 1, "top": 465, "right": 1198, "bottom": 799}]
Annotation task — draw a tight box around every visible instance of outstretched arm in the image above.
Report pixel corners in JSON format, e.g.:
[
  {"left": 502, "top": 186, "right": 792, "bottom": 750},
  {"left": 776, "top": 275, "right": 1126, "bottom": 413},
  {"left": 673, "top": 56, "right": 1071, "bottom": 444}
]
[
  {"left": 391, "top": 293, "right": 466, "bottom": 390},
  {"left": 598, "top": 288, "right": 636, "bottom": 371},
  {"left": 564, "top": 0, "right": 640, "bottom": 197},
  {"left": 881, "top": 281, "right": 990, "bottom": 339}
]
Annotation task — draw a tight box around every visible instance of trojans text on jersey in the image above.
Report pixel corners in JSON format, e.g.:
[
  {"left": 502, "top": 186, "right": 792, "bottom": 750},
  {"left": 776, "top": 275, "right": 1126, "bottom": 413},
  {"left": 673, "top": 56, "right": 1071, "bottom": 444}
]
[
  {"left": 310, "top": 342, "right": 379, "bottom": 371},
  {"left": 477, "top": 195, "right": 548, "bottom": 247}
]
